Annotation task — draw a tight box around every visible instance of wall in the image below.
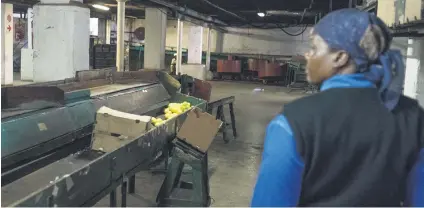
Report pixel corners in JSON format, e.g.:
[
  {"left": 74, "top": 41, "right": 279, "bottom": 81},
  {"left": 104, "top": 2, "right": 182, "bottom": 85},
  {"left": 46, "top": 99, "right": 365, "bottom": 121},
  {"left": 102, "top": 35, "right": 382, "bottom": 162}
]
[
  {"left": 126, "top": 19, "right": 310, "bottom": 56},
  {"left": 33, "top": 5, "right": 90, "bottom": 82},
  {"left": 2, "top": 3, "right": 14, "bottom": 85},
  {"left": 220, "top": 27, "right": 310, "bottom": 56},
  {"left": 377, "top": 0, "right": 422, "bottom": 26}
]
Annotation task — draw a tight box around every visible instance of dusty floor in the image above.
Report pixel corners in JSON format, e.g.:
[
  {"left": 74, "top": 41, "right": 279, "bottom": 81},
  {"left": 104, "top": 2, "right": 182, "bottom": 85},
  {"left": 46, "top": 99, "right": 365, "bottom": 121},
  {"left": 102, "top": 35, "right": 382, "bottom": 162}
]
[{"left": 94, "top": 81, "right": 304, "bottom": 207}]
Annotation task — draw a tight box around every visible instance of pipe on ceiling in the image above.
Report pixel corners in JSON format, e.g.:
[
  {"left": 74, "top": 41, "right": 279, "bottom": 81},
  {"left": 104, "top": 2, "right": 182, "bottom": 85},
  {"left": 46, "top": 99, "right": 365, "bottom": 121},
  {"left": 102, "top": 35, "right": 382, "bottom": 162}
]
[
  {"left": 197, "top": 0, "right": 249, "bottom": 23},
  {"left": 176, "top": 15, "right": 228, "bottom": 33},
  {"left": 265, "top": 10, "right": 317, "bottom": 17},
  {"left": 146, "top": 0, "right": 228, "bottom": 26}
]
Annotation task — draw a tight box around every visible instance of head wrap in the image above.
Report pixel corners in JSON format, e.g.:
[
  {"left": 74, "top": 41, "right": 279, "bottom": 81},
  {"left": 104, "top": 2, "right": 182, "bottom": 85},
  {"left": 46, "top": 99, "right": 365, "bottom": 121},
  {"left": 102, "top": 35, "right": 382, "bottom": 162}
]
[{"left": 313, "top": 8, "right": 405, "bottom": 111}]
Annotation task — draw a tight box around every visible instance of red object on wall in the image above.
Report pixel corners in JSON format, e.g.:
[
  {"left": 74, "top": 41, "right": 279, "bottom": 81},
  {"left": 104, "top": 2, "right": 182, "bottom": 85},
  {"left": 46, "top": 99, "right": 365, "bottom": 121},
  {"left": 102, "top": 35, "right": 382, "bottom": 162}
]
[
  {"left": 257, "top": 59, "right": 267, "bottom": 72},
  {"left": 258, "top": 62, "right": 286, "bottom": 78},
  {"left": 248, "top": 59, "right": 258, "bottom": 71},
  {"left": 217, "top": 60, "right": 241, "bottom": 73}
]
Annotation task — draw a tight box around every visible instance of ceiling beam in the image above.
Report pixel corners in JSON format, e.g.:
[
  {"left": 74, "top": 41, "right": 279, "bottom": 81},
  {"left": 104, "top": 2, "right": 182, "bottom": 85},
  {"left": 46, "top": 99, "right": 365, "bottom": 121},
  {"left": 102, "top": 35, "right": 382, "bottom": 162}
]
[{"left": 146, "top": 0, "right": 228, "bottom": 26}]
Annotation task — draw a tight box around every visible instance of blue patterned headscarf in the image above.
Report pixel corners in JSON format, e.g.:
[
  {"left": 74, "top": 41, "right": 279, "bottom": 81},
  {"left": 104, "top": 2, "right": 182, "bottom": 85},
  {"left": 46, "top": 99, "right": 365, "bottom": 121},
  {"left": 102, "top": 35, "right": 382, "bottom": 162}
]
[{"left": 314, "top": 8, "right": 405, "bottom": 111}]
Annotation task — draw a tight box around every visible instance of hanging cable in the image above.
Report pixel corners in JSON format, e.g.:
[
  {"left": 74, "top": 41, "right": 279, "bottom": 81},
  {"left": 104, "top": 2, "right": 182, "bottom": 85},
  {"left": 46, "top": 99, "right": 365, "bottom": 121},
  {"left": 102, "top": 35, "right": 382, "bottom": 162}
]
[
  {"left": 198, "top": 0, "right": 249, "bottom": 23},
  {"left": 274, "top": 0, "right": 314, "bottom": 36},
  {"left": 278, "top": 25, "right": 309, "bottom": 36}
]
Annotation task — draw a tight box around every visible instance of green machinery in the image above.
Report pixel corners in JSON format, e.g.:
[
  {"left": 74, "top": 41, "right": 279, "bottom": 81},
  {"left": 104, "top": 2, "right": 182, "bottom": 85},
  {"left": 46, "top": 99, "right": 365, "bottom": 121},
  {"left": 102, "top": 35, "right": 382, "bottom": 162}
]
[{"left": 2, "top": 69, "right": 219, "bottom": 207}]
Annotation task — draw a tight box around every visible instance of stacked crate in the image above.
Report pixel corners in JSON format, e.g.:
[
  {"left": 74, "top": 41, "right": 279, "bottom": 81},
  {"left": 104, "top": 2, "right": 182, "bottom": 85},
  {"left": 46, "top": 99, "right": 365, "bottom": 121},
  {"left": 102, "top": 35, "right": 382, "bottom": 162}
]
[
  {"left": 92, "top": 44, "right": 117, "bottom": 69},
  {"left": 247, "top": 59, "right": 259, "bottom": 72},
  {"left": 258, "top": 61, "right": 283, "bottom": 78},
  {"left": 217, "top": 60, "right": 241, "bottom": 73}
]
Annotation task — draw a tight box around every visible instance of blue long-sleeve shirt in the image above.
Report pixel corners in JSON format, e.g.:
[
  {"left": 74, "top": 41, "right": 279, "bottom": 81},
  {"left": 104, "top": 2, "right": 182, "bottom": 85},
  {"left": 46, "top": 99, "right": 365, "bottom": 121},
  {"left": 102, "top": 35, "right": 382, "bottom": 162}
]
[{"left": 251, "top": 74, "right": 424, "bottom": 207}]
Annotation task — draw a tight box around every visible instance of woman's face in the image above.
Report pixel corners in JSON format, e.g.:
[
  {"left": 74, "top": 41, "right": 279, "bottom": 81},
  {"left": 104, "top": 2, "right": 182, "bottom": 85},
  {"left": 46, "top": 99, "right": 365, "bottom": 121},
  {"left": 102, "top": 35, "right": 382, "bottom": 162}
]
[{"left": 304, "top": 30, "right": 338, "bottom": 84}]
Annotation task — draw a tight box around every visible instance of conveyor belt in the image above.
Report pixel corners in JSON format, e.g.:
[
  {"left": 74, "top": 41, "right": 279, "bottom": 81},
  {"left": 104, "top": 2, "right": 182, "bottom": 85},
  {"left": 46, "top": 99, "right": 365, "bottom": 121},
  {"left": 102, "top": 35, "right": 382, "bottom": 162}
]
[
  {"left": 1, "top": 82, "right": 171, "bottom": 186},
  {"left": 89, "top": 83, "right": 148, "bottom": 96},
  {"left": 2, "top": 150, "right": 102, "bottom": 207},
  {"left": 2, "top": 92, "right": 208, "bottom": 207}
]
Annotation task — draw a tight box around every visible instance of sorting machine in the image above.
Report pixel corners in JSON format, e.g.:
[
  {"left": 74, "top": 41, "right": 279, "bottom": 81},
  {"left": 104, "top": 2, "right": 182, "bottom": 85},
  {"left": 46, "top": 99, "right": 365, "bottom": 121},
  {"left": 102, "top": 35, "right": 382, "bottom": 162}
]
[{"left": 1, "top": 69, "right": 208, "bottom": 207}]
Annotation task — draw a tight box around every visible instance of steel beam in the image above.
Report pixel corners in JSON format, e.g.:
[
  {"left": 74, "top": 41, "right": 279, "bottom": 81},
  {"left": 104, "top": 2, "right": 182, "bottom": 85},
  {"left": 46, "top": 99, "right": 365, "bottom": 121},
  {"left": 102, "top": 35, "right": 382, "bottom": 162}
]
[{"left": 146, "top": 0, "right": 227, "bottom": 26}]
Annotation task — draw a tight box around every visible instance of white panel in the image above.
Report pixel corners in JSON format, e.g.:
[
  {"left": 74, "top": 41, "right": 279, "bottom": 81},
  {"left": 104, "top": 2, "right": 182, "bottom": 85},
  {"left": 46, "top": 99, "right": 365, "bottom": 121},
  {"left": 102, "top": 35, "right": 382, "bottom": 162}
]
[
  {"left": 180, "top": 64, "right": 206, "bottom": 80},
  {"left": 405, "top": 0, "right": 422, "bottom": 23},
  {"left": 90, "top": 18, "right": 99, "bottom": 36},
  {"left": 144, "top": 8, "right": 167, "bottom": 70},
  {"left": 417, "top": 39, "right": 424, "bottom": 107},
  {"left": 377, "top": 0, "right": 395, "bottom": 26},
  {"left": 27, "top": 8, "right": 33, "bottom": 49},
  {"left": 403, "top": 38, "right": 422, "bottom": 99},
  {"left": 74, "top": 7, "right": 90, "bottom": 72},
  {"left": 33, "top": 5, "right": 89, "bottom": 82},
  {"left": 1, "top": 3, "right": 14, "bottom": 85},
  {"left": 187, "top": 26, "right": 203, "bottom": 64},
  {"left": 20, "top": 48, "right": 34, "bottom": 81}
]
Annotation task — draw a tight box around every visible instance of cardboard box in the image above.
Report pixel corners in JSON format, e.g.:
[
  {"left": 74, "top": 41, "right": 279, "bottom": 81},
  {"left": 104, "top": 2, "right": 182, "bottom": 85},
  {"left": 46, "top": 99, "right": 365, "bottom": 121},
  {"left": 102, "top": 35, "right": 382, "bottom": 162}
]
[
  {"left": 176, "top": 108, "right": 223, "bottom": 153},
  {"left": 95, "top": 106, "right": 152, "bottom": 138},
  {"left": 92, "top": 106, "right": 152, "bottom": 152}
]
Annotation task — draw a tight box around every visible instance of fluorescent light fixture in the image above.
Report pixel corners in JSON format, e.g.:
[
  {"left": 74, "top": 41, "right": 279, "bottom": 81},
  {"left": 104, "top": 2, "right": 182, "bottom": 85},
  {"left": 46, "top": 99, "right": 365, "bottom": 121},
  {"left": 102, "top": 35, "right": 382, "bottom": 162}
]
[
  {"left": 257, "top": 12, "right": 265, "bottom": 17},
  {"left": 92, "top": 4, "right": 110, "bottom": 11}
]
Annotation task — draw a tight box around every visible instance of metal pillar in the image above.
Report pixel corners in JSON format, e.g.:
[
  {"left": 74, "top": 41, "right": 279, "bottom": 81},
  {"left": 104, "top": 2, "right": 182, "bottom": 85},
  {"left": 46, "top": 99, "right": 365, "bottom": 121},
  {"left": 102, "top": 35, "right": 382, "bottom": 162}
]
[
  {"left": 106, "top": 19, "right": 111, "bottom": 44},
  {"left": 206, "top": 27, "right": 211, "bottom": 71},
  {"left": 27, "top": 8, "right": 33, "bottom": 49},
  {"left": 176, "top": 17, "right": 183, "bottom": 74},
  {"left": 187, "top": 26, "right": 203, "bottom": 64},
  {"left": 404, "top": 38, "right": 422, "bottom": 99},
  {"left": 116, "top": 0, "right": 127, "bottom": 72},
  {"left": 1, "top": 3, "right": 14, "bottom": 85}
]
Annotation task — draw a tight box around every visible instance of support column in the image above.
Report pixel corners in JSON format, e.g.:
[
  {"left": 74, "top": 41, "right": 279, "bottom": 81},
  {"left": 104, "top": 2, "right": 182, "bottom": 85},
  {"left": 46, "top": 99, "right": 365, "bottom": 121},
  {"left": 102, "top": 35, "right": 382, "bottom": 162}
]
[
  {"left": 403, "top": 38, "right": 424, "bottom": 107},
  {"left": 418, "top": 41, "right": 424, "bottom": 107},
  {"left": 1, "top": 3, "right": 14, "bottom": 85},
  {"left": 106, "top": 19, "right": 111, "bottom": 44},
  {"left": 21, "top": 7, "right": 34, "bottom": 81},
  {"left": 403, "top": 38, "right": 424, "bottom": 105},
  {"left": 116, "top": 0, "right": 127, "bottom": 72},
  {"left": 205, "top": 27, "right": 211, "bottom": 71},
  {"left": 144, "top": 8, "right": 167, "bottom": 70},
  {"left": 215, "top": 30, "right": 224, "bottom": 53},
  {"left": 176, "top": 17, "right": 183, "bottom": 74},
  {"left": 33, "top": 1, "right": 90, "bottom": 82},
  {"left": 98, "top": 18, "right": 107, "bottom": 44},
  {"left": 27, "top": 8, "right": 33, "bottom": 49},
  {"left": 187, "top": 25, "right": 203, "bottom": 64}
]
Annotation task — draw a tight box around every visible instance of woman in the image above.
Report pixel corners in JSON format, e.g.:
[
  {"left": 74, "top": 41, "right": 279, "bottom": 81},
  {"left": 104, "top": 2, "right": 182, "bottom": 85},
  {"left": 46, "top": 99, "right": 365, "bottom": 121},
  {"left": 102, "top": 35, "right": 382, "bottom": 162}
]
[{"left": 251, "top": 9, "right": 424, "bottom": 206}]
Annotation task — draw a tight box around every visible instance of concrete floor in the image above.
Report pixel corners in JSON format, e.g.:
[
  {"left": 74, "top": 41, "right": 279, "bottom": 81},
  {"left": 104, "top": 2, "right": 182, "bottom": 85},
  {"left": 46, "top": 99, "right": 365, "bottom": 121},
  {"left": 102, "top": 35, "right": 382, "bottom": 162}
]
[{"left": 94, "top": 81, "right": 304, "bottom": 207}]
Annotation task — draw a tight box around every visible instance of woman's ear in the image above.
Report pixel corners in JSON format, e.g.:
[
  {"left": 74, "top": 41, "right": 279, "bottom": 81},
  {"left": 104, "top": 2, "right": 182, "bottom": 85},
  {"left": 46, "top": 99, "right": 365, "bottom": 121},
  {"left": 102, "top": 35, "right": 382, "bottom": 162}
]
[{"left": 331, "top": 50, "right": 350, "bottom": 69}]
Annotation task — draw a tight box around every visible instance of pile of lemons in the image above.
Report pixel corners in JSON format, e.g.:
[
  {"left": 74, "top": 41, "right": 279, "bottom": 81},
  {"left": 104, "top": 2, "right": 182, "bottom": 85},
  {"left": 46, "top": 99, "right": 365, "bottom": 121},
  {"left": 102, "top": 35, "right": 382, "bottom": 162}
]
[{"left": 151, "top": 101, "right": 192, "bottom": 126}]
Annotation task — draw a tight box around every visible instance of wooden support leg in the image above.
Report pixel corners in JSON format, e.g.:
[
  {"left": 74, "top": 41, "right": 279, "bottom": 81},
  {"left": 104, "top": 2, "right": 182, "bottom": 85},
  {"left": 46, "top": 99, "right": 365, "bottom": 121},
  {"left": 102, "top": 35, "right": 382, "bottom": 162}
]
[
  {"left": 216, "top": 106, "right": 229, "bottom": 143},
  {"left": 121, "top": 181, "right": 128, "bottom": 207},
  {"left": 228, "top": 103, "right": 237, "bottom": 138},
  {"left": 156, "top": 159, "right": 185, "bottom": 204},
  {"left": 110, "top": 189, "right": 117, "bottom": 207},
  {"left": 129, "top": 175, "right": 135, "bottom": 194}
]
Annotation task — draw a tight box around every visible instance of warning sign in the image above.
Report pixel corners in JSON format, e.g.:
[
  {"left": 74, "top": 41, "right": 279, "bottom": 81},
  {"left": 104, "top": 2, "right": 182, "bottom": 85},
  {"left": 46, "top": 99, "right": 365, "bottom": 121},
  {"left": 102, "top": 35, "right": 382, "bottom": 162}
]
[{"left": 7, "top": 14, "right": 11, "bottom": 22}]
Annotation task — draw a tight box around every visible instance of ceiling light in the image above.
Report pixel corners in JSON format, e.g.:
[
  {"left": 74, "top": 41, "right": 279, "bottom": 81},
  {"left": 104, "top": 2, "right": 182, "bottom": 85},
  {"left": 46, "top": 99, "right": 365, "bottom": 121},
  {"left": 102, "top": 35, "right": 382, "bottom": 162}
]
[
  {"left": 92, "top": 4, "right": 110, "bottom": 11},
  {"left": 257, "top": 12, "right": 265, "bottom": 17}
]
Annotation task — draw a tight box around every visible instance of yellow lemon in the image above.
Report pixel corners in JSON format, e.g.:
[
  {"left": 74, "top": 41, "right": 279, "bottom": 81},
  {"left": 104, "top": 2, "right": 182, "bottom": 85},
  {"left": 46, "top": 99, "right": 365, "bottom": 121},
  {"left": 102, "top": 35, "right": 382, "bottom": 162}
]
[
  {"left": 174, "top": 108, "right": 183, "bottom": 114},
  {"left": 169, "top": 106, "right": 181, "bottom": 113},
  {"left": 154, "top": 121, "right": 164, "bottom": 126},
  {"left": 164, "top": 113, "right": 173, "bottom": 120},
  {"left": 164, "top": 108, "right": 171, "bottom": 114}
]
